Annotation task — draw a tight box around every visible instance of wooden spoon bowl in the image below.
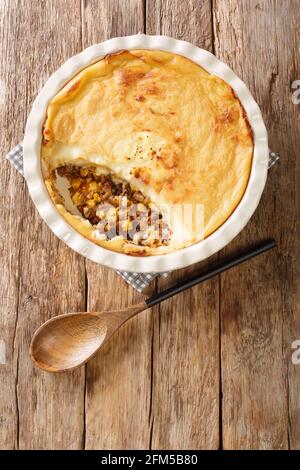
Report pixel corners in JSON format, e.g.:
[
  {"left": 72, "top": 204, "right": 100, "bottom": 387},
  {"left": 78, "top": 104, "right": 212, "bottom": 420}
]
[{"left": 30, "top": 304, "right": 146, "bottom": 372}]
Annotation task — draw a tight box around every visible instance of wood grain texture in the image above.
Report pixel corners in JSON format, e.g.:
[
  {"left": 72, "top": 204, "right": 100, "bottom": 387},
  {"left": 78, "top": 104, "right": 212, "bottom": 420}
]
[
  {"left": 0, "top": 0, "right": 86, "bottom": 450},
  {"left": 80, "top": 0, "right": 154, "bottom": 450},
  {"left": 213, "top": 0, "right": 299, "bottom": 449},
  {"left": 0, "top": 0, "right": 26, "bottom": 450},
  {"left": 147, "top": 0, "right": 220, "bottom": 450},
  {"left": 0, "top": 0, "right": 299, "bottom": 450}
]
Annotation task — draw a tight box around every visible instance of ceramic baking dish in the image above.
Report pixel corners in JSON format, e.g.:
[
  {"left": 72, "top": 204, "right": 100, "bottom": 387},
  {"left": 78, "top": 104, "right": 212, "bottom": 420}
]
[{"left": 23, "top": 34, "right": 268, "bottom": 273}]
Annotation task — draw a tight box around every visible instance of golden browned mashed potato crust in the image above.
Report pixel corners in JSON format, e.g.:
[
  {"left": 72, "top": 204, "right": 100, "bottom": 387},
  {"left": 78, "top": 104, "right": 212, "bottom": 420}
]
[{"left": 41, "top": 49, "right": 253, "bottom": 255}]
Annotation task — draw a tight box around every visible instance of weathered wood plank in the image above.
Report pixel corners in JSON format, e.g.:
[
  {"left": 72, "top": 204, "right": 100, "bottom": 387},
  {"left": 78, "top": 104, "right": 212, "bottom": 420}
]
[
  {"left": 0, "top": 0, "right": 26, "bottom": 450},
  {"left": 0, "top": 0, "right": 87, "bottom": 449},
  {"left": 81, "top": 0, "right": 154, "bottom": 450},
  {"left": 213, "top": 0, "right": 299, "bottom": 449},
  {"left": 81, "top": 0, "right": 144, "bottom": 45},
  {"left": 147, "top": 0, "right": 220, "bottom": 450},
  {"left": 274, "top": 2, "right": 300, "bottom": 449}
]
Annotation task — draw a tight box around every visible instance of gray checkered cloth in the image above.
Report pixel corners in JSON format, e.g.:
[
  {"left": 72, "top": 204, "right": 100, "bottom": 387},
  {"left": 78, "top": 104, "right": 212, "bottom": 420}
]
[{"left": 6, "top": 143, "right": 279, "bottom": 291}]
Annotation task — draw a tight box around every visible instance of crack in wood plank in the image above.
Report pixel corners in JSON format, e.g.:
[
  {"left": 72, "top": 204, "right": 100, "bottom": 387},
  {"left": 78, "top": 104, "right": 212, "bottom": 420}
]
[
  {"left": 286, "top": 361, "right": 291, "bottom": 450},
  {"left": 210, "top": 0, "right": 216, "bottom": 55},
  {"left": 82, "top": 263, "right": 88, "bottom": 450},
  {"left": 14, "top": 350, "right": 20, "bottom": 450},
  {"left": 82, "top": 364, "right": 87, "bottom": 450},
  {"left": 148, "top": 295, "right": 156, "bottom": 450},
  {"left": 218, "top": 273, "right": 223, "bottom": 450},
  {"left": 12, "top": 235, "right": 23, "bottom": 451}
]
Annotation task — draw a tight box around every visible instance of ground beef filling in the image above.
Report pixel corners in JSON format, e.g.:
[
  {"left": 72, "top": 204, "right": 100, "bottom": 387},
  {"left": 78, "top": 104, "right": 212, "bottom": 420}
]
[{"left": 56, "top": 165, "right": 171, "bottom": 248}]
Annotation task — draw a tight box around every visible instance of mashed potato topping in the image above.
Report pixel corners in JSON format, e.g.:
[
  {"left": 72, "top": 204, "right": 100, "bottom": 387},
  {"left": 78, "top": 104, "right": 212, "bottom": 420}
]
[{"left": 41, "top": 50, "right": 253, "bottom": 256}]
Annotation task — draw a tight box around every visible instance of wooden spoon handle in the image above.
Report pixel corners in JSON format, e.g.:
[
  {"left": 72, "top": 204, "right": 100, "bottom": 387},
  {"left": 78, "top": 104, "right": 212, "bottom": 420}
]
[{"left": 95, "top": 302, "right": 147, "bottom": 328}]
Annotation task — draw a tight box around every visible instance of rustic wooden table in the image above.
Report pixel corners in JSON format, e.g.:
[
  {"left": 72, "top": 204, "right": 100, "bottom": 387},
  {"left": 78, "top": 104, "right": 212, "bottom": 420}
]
[{"left": 1, "top": 0, "right": 299, "bottom": 450}]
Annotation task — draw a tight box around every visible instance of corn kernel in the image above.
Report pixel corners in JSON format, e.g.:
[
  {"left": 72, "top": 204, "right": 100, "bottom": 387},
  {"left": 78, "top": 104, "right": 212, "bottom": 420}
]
[
  {"left": 72, "top": 192, "right": 83, "bottom": 205},
  {"left": 70, "top": 177, "right": 81, "bottom": 189},
  {"left": 93, "top": 193, "right": 101, "bottom": 202},
  {"left": 88, "top": 181, "right": 99, "bottom": 192},
  {"left": 80, "top": 167, "right": 89, "bottom": 177},
  {"left": 86, "top": 199, "right": 96, "bottom": 208}
]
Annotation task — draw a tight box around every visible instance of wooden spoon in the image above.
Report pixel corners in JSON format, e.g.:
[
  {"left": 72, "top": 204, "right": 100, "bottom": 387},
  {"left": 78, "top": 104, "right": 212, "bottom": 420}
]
[{"left": 30, "top": 239, "right": 276, "bottom": 372}]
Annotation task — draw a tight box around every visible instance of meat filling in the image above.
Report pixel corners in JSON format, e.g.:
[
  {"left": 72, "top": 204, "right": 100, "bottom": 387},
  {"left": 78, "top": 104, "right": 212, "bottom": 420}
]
[{"left": 55, "top": 165, "right": 171, "bottom": 248}]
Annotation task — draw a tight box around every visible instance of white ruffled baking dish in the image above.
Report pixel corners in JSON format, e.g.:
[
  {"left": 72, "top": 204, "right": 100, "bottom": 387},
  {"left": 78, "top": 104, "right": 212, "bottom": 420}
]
[{"left": 23, "top": 34, "right": 268, "bottom": 273}]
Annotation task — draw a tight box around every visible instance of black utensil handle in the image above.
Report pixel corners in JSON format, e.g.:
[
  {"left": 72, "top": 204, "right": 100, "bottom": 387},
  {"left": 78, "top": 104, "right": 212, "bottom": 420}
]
[{"left": 146, "top": 239, "right": 276, "bottom": 308}]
